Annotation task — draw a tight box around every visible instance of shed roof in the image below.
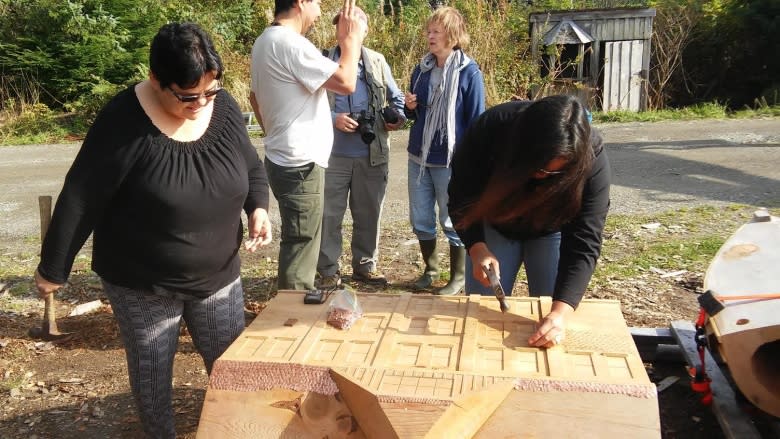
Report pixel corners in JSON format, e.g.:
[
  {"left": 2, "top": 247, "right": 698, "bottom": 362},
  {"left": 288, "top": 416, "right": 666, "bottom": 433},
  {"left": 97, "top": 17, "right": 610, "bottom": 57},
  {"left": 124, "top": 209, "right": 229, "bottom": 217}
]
[
  {"left": 542, "top": 19, "right": 594, "bottom": 45},
  {"left": 529, "top": 7, "right": 656, "bottom": 23}
]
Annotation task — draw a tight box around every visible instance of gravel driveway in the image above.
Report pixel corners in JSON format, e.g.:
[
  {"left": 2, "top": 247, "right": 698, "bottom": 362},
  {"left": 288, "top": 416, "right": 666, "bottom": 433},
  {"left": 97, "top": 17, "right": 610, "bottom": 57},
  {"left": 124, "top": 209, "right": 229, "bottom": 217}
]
[{"left": 1, "top": 118, "right": 778, "bottom": 253}]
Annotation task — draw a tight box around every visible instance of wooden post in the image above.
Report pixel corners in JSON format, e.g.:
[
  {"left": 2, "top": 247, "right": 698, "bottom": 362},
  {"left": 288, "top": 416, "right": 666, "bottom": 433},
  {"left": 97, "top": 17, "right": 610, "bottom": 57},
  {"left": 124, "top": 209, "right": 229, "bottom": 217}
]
[{"left": 38, "top": 195, "right": 59, "bottom": 335}]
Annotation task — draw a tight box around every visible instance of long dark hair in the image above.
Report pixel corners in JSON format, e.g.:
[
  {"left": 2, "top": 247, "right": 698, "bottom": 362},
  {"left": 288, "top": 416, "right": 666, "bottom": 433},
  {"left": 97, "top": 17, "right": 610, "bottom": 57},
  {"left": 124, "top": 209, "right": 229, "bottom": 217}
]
[
  {"left": 149, "top": 22, "right": 223, "bottom": 90},
  {"left": 458, "top": 95, "right": 594, "bottom": 231}
]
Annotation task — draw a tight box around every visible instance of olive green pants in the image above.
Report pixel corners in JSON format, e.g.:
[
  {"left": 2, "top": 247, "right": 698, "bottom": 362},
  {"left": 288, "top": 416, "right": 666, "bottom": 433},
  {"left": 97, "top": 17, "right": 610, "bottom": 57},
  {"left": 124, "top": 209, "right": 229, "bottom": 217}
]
[{"left": 265, "top": 159, "right": 325, "bottom": 290}]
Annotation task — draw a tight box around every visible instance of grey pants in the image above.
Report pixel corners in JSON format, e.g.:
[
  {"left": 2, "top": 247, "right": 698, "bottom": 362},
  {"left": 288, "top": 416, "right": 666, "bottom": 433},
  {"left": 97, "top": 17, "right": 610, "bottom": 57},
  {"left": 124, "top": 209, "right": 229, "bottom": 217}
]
[
  {"left": 265, "top": 158, "right": 325, "bottom": 290},
  {"left": 318, "top": 155, "right": 388, "bottom": 277},
  {"left": 102, "top": 277, "right": 245, "bottom": 439}
]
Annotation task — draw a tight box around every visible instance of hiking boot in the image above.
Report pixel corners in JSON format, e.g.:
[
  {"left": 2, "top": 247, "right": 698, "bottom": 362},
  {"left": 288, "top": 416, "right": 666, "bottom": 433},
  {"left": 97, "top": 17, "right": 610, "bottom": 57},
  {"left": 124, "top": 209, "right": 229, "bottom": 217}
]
[
  {"left": 352, "top": 270, "right": 388, "bottom": 285},
  {"left": 318, "top": 272, "right": 342, "bottom": 289}
]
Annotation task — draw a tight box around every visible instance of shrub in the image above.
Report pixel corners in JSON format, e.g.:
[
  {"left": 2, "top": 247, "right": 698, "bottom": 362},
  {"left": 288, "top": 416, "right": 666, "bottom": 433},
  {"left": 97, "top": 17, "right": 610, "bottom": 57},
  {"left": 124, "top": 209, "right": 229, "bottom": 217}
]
[
  {"left": 0, "top": 0, "right": 138, "bottom": 108},
  {"left": 64, "top": 77, "right": 125, "bottom": 131},
  {"left": 0, "top": 103, "right": 71, "bottom": 145}
]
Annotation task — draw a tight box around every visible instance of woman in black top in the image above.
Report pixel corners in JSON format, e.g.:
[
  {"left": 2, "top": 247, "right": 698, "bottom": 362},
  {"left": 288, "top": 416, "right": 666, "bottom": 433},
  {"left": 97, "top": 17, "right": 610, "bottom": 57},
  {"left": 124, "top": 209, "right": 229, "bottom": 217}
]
[
  {"left": 34, "top": 23, "right": 271, "bottom": 438},
  {"left": 448, "top": 95, "right": 610, "bottom": 348}
]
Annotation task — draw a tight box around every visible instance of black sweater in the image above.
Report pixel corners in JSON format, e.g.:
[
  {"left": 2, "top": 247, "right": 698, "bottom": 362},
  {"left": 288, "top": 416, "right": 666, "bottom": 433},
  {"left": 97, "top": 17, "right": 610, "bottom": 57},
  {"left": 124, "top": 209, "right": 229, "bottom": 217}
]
[
  {"left": 38, "top": 87, "right": 269, "bottom": 297},
  {"left": 448, "top": 100, "right": 611, "bottom": 308}
]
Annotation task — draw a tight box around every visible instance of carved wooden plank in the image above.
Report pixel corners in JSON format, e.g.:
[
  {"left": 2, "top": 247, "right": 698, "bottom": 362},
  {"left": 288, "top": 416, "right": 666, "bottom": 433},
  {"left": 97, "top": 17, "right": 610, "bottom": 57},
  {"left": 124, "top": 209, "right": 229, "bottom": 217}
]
[
  {"left": 425, "top": 381, "right": 514, "bottom": 439},
  {"left": 475, "top": 390, "right": 660, "bottom": 439},
  {"left": 198, "top": 293, "right": 660, "bottom": 438},
  {"left": 196, "top": 388, "right": 367, "bottom": 439},
  {"left": 473, "top": 299, "right": 660, "bottom": 438}
]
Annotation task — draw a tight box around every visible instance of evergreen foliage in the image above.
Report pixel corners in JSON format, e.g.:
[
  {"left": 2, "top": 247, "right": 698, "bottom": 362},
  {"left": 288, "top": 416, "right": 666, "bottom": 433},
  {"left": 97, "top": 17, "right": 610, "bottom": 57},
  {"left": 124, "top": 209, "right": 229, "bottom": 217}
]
[{"left": 688, "top": 0, "right": 779, "bottom": 107}]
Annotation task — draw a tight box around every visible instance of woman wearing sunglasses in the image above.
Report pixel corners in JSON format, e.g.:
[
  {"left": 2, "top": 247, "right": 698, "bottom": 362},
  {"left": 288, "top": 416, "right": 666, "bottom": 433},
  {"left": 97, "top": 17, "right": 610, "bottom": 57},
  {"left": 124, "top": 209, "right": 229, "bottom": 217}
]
[
  {"left": 34, "top": 22, "right": 271, "bottom": 438},
  {"left": 448, "top": 95, "right": 611, "bottom": 349}
]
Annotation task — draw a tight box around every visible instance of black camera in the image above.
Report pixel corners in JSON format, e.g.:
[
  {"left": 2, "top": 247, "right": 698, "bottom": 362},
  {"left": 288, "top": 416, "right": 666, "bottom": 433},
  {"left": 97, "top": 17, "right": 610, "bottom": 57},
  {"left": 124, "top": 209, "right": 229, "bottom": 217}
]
[
  {"left": 348, "top": 110, "right": 376, "bottom": 144},
  {"left": 381, "top": 106, "right": 402, "bottom": 124}
]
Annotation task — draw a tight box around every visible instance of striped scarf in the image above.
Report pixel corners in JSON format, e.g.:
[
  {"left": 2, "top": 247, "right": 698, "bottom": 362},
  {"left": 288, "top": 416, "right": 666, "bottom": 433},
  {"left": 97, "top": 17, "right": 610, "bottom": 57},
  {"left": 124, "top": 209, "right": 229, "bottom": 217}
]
[{"left": 415, "top": 49, "right": 469, "bottom": 180}]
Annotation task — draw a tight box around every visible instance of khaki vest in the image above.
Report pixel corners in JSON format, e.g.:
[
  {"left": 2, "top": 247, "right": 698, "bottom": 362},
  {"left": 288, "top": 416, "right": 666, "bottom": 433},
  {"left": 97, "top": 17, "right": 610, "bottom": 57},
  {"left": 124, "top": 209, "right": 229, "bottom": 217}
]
[{"left": 325, "top": 46, "right": 392, "bottom": 166}]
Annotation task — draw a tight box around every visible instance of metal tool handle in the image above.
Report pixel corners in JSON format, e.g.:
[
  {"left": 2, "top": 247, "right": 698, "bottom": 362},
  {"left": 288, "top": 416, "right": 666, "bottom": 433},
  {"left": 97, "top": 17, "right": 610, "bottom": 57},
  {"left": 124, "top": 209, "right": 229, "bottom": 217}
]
[
  {"left": 483, "top": 264, "right": 503, "bottom": 298},
  {"left": 483, "top": 264, "right": 510, "bottom": 313},
  {"left": 498, "top": 297, "right": 510, "bottom": 313}
]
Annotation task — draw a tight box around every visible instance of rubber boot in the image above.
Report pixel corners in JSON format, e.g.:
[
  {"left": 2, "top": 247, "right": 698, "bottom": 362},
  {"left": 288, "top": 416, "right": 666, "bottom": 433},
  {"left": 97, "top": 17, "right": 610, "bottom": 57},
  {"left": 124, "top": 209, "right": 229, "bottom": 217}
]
[
  {"left": 413, "top": 239, "right": 439, "bottom": 289},
  {"left": 435, "top": 245, "right": 466, "bottom": 296}
]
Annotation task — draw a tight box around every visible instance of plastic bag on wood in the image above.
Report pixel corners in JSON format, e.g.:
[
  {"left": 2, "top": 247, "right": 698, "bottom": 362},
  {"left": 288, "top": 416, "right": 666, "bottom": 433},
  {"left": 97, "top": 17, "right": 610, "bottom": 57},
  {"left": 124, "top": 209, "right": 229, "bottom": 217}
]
[{"left": 326, "top": 288, "right": 362, "bottom": 330}]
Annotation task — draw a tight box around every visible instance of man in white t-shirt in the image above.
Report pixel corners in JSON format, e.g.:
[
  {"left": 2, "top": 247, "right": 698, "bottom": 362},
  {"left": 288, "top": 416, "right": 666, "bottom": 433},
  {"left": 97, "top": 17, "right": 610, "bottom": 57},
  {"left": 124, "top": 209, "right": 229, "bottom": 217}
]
[{"left": 250, "top": 0, "right": 366, "bottom": 290}]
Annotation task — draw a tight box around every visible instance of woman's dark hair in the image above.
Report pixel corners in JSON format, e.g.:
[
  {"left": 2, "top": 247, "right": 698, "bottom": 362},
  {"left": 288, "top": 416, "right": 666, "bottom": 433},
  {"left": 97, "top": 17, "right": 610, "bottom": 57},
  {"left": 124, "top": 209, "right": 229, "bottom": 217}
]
[
  {"left": 150, "top": 22, "right": 223, "bottom": 90},
  {"left": 458, "top": 95, "right": 594, "bottom": 231}
]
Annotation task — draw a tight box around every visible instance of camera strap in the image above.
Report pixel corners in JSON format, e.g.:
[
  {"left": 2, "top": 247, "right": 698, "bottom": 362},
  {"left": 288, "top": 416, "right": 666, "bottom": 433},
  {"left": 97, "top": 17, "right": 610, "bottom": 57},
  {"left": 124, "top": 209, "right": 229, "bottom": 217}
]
[
  {"left": 326, "top": 46, "right": 381, "bottom": 117},
  {"left": 359, "top": 48, "right": 379, "bottom": 116}
]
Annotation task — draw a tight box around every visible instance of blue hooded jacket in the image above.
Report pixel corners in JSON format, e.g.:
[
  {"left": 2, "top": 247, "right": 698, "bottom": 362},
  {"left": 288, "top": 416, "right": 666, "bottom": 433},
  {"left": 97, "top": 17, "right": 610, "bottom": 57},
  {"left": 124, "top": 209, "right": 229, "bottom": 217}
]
[{"left": 405, "top": 53, "right": 485, "bottom": 166}]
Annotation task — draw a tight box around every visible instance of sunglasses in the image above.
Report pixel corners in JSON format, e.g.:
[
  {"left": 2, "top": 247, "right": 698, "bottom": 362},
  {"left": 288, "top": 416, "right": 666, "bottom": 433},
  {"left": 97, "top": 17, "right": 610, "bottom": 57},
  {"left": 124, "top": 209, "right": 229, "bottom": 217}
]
[{"left": 167, "top": 82, "right": 222, "bottom": 103}]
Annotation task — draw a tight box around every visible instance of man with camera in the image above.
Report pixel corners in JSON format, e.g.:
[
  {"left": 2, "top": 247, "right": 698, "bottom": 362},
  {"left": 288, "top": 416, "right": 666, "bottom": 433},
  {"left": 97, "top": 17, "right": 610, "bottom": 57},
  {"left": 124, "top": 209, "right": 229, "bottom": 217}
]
[
  {"left": 249, "top": 0, "right": 366, "bottom": 291},
  {"left": 317, "top": 7, "right": 406, "bottom": 288}
]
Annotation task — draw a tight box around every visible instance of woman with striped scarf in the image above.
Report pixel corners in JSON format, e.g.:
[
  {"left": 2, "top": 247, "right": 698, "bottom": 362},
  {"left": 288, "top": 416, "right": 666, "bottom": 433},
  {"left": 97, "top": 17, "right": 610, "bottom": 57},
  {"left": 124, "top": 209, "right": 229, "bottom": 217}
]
[{"left": 404, "top": 6, "right": 485, "bottom": 296}]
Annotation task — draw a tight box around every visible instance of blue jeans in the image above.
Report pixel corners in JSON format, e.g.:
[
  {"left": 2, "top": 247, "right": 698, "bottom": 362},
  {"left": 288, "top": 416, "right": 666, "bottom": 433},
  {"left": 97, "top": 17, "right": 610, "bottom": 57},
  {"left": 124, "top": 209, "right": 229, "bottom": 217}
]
[
  {"left": 407, "top": 159, "right": 462, "bottom": 246},
  {"left": 465, "top": 224, "right": 561, "bottom": 297}
]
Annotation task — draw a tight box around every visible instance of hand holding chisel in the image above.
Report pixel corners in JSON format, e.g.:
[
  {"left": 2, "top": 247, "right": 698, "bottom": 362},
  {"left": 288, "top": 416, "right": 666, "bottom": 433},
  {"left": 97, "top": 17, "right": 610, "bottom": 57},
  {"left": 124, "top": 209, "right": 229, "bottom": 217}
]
[{"left": 483, "top": 263, "right": 510, "bottom": 313}]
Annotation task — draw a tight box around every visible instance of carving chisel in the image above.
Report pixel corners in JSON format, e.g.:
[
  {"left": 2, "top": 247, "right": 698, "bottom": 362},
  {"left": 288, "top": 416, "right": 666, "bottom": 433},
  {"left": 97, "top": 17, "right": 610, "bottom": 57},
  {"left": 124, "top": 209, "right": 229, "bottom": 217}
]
[{"left": 483, "top": 264, "right": 510, "bottom": 313}]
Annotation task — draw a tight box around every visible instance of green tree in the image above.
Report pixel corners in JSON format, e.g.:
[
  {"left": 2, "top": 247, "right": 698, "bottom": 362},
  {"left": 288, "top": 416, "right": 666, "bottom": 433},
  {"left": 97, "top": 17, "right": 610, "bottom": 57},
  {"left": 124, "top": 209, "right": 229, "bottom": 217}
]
[
  {"left": 702, "top": 0, "right": 779, "bottom": 106},
  {"left": 0, "top": 0, "right": 135, "bottom": 107}
]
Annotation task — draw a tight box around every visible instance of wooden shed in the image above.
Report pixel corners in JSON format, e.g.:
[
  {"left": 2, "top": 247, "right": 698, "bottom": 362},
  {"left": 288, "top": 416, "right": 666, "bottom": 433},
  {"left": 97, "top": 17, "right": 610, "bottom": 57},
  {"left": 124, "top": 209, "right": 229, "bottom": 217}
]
[{"left": 529, "top": 8, "right": 656, "bottom": 112}]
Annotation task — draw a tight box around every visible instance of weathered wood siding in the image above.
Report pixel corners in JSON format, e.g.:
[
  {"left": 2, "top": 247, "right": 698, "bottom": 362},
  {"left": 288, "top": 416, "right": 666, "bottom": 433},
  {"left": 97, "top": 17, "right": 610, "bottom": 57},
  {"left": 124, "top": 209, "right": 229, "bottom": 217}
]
[
  {"left": 603, "top": 40, "right": 644, "bottom": 111},
  {"left": 530, "top": 8, "right": 655, "bottom": 111}
]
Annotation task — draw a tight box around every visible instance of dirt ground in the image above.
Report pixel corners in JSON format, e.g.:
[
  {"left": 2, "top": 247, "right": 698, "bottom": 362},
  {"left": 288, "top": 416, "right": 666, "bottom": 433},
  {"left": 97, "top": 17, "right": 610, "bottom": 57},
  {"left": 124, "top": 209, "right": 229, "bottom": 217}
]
[{"left": 1, "top": 118, "right": 779, "bottom": 438}]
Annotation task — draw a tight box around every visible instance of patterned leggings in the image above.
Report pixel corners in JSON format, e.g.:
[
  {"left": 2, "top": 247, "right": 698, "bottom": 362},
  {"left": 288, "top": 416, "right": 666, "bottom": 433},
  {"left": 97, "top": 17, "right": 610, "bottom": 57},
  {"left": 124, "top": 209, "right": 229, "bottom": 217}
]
[{"left": 102, "top": 277, "right": 245, "bottom": 439}]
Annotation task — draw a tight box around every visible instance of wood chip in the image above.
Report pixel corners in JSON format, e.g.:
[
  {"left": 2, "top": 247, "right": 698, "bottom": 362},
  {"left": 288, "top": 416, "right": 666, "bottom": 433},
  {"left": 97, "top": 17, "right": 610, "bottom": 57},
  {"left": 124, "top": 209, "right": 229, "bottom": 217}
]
[
  {"left": 649, "top": 266, "right": 666, "bottom": 275},
  {"left": 68, "top": 300, "right": 103, "bottom": 317},
  {"left": 283, "top": 318, "right": 297, "bottom": 327}
]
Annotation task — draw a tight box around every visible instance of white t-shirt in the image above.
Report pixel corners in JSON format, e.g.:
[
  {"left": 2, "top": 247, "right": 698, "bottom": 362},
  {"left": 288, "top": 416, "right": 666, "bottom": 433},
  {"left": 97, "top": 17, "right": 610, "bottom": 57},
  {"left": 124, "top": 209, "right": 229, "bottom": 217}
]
[{"left": 250, "top": 26, "right": 339, "bottom": 168}]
